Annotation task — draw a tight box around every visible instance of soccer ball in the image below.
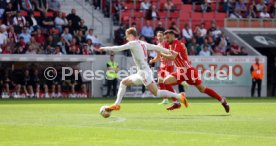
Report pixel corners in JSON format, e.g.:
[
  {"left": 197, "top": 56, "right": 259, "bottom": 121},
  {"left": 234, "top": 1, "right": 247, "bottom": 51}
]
[{"left": 99, "top": 105, "right": 111, "bottom": 118}]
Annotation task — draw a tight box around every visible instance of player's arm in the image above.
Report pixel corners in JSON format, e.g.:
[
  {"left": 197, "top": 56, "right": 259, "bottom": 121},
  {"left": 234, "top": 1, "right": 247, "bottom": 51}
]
[
  {"left": 99, "top": 42, "right": 131, "bottom": 52},
  {"left": 160, "top": 50, "right": 178, "bottom": 60},
  {"left": 149, "top": 53, "right": 161, "bottom": 64},
  {"left": 146, "top": 44, "right": 178, "bottom": 60},
  {"left": 146, "top": 43, "right": 170, "bottom": 54}
]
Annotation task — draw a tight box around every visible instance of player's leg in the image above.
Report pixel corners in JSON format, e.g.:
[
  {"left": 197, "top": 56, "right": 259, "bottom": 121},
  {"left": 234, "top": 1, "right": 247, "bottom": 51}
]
[
  {"left": 195, "top": 83, "right": 229, "bottom": 113},
  {"left": 112, "top": 79, "right": 118, "bottom": 97},
  {"left": 105, "top": 75, "right": 136, "bottom": 111},
  {"left": 35, "top": 84, "right": 40, "bottom": 98},
  {"left": 44, "top": 84, "right": 49, "bottom": 98},
  {"left": 28, "top": 85, "right": 34, "bottom": 98},
  {"left": 4, "top": 83, "right": 10, "bottom": 97},
  {"left": 105, "top": 79, "right": 112, "bottom": 97},
  {"left": 157, "top": 77, "right": 169, "bottom": 104},
  {"left": 146, "top": 82, "right": 188, "bottom": 108},
  {"left": 81, "top": 84, "right": 87, "bottom": 98},
  {"left": 251, "top": 79, "right": 257, "bottom": 97},
  {"left": 51, "top": 84, "right": 56, "bottom": 97},
  {"left": 257, "top": 79, "right": 262, "bottom": 97},
  {"left": 57, "top": 84, "right": 62, "bottom": 98},
  {"left": 15, "top": 84, "right": 21, "bottom": 98},
  {"left": 163, "top": 75, "right": 184, "bottom": 110},
  {"left": 22, "top": 85, "right": 29, "bottom": 97}
]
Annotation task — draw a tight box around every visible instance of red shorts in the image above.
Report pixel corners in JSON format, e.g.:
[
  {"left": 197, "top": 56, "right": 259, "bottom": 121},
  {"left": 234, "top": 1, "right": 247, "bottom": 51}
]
[
  {"left": 171, "top": 67, "right": 202, "bottom": 86},
  {"left": 158, "top": 66, "right": 174, "bottom": 78}
]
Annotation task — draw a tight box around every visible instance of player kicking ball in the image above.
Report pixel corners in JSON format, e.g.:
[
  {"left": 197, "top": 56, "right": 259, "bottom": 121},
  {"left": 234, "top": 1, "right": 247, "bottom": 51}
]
[
  {"left": 160, "top": 30, "right": 230, "bottom": 113},
  {"left": 99, "top": 27, "right": 188, "bottom": 112}
]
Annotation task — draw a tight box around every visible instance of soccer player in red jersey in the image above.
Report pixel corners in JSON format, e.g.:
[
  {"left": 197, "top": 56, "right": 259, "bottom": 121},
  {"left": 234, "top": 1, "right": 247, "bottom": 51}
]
[
  {"left": 150, "top": 31, "right": 180, "bottom": 109},
  {"left": 161, "top": 30, "right": 230, "bottom": 113}
]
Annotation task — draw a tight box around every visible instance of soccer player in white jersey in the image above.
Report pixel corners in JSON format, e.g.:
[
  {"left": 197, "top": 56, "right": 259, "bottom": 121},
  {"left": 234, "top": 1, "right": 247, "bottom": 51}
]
[{"left": 99, "top": 27, "right": 188, "bottom": 111}]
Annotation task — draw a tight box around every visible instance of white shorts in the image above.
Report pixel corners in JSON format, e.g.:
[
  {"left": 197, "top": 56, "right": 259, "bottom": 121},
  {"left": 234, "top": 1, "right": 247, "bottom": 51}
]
[{"left": 126, "top": 69, "right": 155, "bottom": 86}]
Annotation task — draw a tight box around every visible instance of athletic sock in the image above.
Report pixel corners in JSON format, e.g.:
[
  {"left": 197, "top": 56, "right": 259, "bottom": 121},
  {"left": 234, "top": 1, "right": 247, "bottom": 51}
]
[
  {"left": 157, "top": 90, "right": 181, "bottom": 99},
  {"left": 204, "top": 87, "right": 224, "bottom": 103},
  {"left": 114, "top": 83, "right": 127, "bottom": 105},
  {"left": 159, "top": 83, "right": 168, "bottom": 99},
  {"left": 164, "top": 84, "right": 178, "bottom": 101}
]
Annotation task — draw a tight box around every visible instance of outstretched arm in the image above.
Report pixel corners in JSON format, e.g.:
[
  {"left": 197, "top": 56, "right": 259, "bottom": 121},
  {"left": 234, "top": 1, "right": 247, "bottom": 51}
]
[
  {"left": 161, "top": 50, "right": 178, "bottom": 61},
  {"left": 100, "top": 43, "right": 131, "bottom": 52},
  {"left": 146, "top": 43, "right": 170, "bottom": 54}
]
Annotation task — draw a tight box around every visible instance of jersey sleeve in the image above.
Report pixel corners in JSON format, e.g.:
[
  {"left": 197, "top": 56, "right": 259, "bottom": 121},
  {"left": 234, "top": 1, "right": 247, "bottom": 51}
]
[
  {"left": 146, "top": 43, "right": 170, "bottom": 54},
  {"left": 101, "top": 42, "right": 131, "bottom": 52}
]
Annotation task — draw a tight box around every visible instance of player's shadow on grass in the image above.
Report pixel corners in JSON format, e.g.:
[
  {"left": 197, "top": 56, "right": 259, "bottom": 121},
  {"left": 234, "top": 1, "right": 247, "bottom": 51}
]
[{"left": 154, "top": 114, "right": 231, "bottom": 120}]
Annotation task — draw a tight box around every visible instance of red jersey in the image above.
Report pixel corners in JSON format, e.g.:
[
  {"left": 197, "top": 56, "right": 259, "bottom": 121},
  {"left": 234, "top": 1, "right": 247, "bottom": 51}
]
[
  {"left": 164, "top": 40, "right": 191, "bottom": 69},
  {"left": 158, "top": 42, "right": 174, "bottom": 68}
]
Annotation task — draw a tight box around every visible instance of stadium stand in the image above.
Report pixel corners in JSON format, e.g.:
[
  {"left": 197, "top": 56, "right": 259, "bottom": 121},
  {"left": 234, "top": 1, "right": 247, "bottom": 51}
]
[{"left": 0, "top": 0, "right": 275, "bottom": 98}]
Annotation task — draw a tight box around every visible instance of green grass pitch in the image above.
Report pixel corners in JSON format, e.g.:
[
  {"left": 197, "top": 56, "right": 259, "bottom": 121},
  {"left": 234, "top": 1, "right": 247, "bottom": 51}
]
[{"left": 0, "top": 98, "right": 276, "bottom": 146}]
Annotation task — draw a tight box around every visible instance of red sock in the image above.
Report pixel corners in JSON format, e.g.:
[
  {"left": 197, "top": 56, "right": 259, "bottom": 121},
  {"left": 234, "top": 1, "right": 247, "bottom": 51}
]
[
  {"left": 164, "top": 84, "right": 177, "bottom": 101},
  {"left": 204, "top": 87, "right": 223, "bottom": 102},
  {"left": 159, "top": 83, "right": 167, "bottom": 99}
]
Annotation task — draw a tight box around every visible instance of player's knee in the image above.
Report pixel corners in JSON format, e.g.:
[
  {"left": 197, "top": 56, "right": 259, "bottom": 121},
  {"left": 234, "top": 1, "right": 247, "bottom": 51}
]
[
  {"left": 152, "top": 91, "right": 158, "bottom": 96},
  {"left": 197, "top": 86, "right": 205, "bottom": 93},
  {"left": 163, "top": 79, "right": 170, "bottom": 85},
  {"left": 121, "top": 79, "right": 132, "bottom": 86}
]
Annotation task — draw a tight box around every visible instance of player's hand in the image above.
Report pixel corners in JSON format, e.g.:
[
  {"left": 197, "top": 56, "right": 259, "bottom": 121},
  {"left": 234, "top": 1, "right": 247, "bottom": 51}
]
[
  {"left": 170, "top": 50, "right": 178, "bottom": 57},
  {"left": 98, "top": 47, "right": 105, "bottom": 52},
  {"left": 149, "top": 59, "right": 155, "bottom": 64}
]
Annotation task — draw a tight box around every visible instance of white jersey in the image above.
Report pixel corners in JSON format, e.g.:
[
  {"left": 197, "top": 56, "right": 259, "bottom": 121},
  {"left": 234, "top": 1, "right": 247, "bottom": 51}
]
[{"left": 102, "top": 40, "right": 170, "bottom": 71}]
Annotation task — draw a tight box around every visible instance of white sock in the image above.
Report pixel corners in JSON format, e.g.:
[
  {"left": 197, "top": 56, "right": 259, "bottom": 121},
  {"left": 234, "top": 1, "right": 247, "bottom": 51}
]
[
  {"left": 114, "top": 83, "right": 127, "bottom": 105},
  {"left": 157, "top": 90, "right": 181, "bottom": 99}
]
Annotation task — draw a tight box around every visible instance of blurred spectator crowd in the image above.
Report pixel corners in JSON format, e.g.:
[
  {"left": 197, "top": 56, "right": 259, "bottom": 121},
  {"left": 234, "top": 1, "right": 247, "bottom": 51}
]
[{"left": 0, "top": 0, "right": 105, "bottom": 55}]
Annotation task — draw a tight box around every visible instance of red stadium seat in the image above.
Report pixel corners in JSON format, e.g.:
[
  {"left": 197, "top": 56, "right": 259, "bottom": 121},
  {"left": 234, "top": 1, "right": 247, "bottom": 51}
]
[
  {"left": 33, "top": 11, "right": 41, "bottom": 17},
  {"left": 120, "top": 11, "right": 132, "bottom": 23},
  {"left": 215, "top": 13, "right": 226, "bottom": 27},
  {"left": 133, "top": 11, "right": 144, "bottom": 18},
  {"left": 159, "top": 11, "right": 168, "bottom": 18},
  {"left": 210, "top": 3, "right": 217, "bottom": 12},
  {"left": 47, "top": 12, "right": 54, "bottom": 17},
  {"left": 203, "top": 13, "right": 215, "bottom": 28},
  {"left": 169, "top": 11, "right": 180, "bottom": 19},
  {"left": 124, "top": 3, "right": 135, "bottom": 10},
  {"left": 194, "top": 4, "right": 201, "bottom": 12},
  {"left": 20, "top": 11, "right": 27, "bottom": 16},
  {"left": 180, "top": 5, "right": 193, "bottom": 13},
  {"left": 203, "top": 12, "right": 215, "bottom": 21},
  {"left": 179, "top": 12, "right": 190, "bottom": 21},
  {"left": 172, "top": 0, "right": 183, "bottom": 5}
]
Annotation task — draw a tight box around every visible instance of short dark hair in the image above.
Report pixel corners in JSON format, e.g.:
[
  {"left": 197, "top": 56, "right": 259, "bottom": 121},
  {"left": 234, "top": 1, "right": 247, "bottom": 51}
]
[{"left": 164, "top": 29, "right": 175, "bottom": 35}]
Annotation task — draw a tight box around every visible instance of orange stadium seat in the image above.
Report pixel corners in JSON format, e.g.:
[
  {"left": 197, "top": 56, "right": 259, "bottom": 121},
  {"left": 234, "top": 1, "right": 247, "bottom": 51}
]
[
  {"left": 263, "top": 20, "right": 274, "bottom": 28},
  {"left": 239, "top": 20, "right": 249, "bottom": 28},
  {"left": 226, "top": 19, "right": 238, "bottom": 27}
]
